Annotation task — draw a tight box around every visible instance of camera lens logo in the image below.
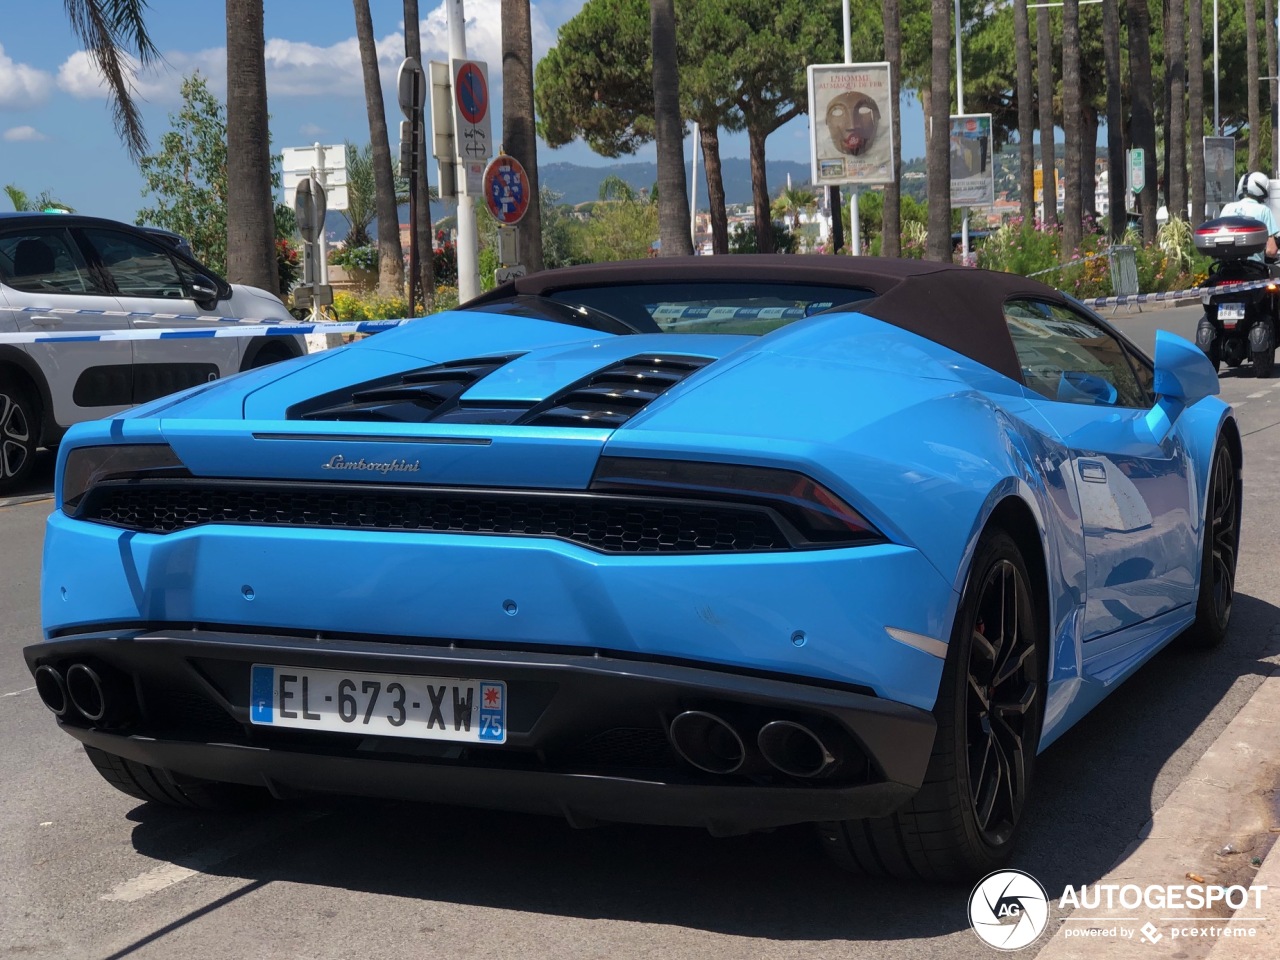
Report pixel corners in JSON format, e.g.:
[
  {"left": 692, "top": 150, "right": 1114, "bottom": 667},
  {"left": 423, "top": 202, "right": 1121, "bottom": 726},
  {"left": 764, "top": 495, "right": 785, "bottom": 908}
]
[{"left": 969, "top": 870, "right": 1050, "bottom": 951}]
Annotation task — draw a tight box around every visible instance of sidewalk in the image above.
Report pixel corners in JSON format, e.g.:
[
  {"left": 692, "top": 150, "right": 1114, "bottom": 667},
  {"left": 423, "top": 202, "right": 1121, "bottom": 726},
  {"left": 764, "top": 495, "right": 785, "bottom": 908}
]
[{"left": 1034, "top": 625, "right": 1280, "bottom": 959}]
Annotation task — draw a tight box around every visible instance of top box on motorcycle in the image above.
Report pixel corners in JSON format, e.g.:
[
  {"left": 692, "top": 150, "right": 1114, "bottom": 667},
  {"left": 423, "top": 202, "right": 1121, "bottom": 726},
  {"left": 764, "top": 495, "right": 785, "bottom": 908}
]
[{"left": 1195, "top": 216, "right": 1271, "bottom": 259}]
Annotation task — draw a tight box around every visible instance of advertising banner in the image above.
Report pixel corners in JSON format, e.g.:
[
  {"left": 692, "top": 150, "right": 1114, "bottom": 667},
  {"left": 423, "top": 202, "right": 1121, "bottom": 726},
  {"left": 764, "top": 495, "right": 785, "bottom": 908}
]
[
  {"left": 1204, "top": 137, "right": 1237, "bottom": 205},
  {"left": 807, "top": 62, "right": 894, "bottom": 186},
  {"left": 950, "top": 114, "right": 994, "bottom": 207}
]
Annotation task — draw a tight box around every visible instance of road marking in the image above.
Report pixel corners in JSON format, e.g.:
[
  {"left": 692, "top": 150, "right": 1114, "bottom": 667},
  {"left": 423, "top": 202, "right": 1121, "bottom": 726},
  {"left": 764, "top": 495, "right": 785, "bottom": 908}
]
[
  {"left": 0, "top": 493, "right": 53, "bottom": 509},
  {"left": 2, "top": 686, "right": 36, "bottom": 698},
  {"left": 1247, "top": 391, "right": 1269, "bottom": 399},
  {"left": 101, "top": 810, "right": 325, "bottom": 903},
  {"left": 1236, "top": 401, "right": 1249, "bottom": 408}
]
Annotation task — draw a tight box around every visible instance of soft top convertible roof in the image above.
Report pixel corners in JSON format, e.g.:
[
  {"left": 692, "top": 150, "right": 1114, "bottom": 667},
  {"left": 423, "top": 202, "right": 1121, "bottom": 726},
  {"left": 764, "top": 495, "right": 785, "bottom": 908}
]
[{"left": 467, "top": 255, "right": 1079, "bottom": 384}]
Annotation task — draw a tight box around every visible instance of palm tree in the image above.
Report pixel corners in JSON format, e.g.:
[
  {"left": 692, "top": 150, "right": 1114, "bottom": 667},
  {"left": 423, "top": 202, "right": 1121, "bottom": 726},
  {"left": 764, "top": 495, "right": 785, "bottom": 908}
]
[
  {"left": 1247, "top": 0, "right": 1261, "bottom": 170},
  {"left": 1125, "top": 0, "right": 1158, "bottom": 243},
  {"left": 1269, "top": 0, "right": 1278, "bottom": 165},
  {"left": 1061, "top": 0, "right": 1082, "bottom": 254},
  {"left": 1103, "top": 0, "right": 1127, "bottom": 239},
  {"left": 1013, "top": 0, "right": 1036, "bottom": 225},
  {"left": 649, "top": 0, "right": 693, "bottom": 256},
  {"left": 883, "top": 0, "right": 904, "bottom": 256},
  {"left": 1165, "top": 0, "right": 1186, "bottom": 221},
  {"left": 64, "top": 0, "right": 159, "bottom": 162},
  {"left": 926, "top": 0, "right": 952, "bottom": 261},
  {"left": 353, "top": 0, "right": 405, "bottom": 297},
  {"left": 404, "top": 0, "right": 436, "bottom": 308},
  {"left": 4, "top": 186, "right": 74, "bottom": 212},
  {"left": 771, "top": 185, "right": 817, "bottom": 233},
  {"left": 599, "top": 175, "right": 639, "bottom": 203},
  {"left": 1189, "top": 0, "right": 1205, "bottom": 221},
  {"left": 1035, "top": 6, "right": 1058, "bottom": 227},
  {"left": 501, "top": 0, "right": 544, "bottom": 272},
  {"left": 225, "top": 0, "right": 277, "bottom": 295}
]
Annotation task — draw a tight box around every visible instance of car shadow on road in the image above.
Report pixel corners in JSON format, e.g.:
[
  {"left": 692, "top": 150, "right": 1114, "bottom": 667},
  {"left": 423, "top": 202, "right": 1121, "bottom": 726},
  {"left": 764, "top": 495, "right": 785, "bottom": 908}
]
[{"left": 118, "top": 592, "right": 1280, "bottom": 944}]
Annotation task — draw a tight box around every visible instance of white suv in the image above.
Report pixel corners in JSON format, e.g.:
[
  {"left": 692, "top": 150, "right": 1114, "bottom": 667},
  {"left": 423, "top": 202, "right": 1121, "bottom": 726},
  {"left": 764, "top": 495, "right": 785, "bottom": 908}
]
[{"left": 0, "top": 212, "right": 305, "bottom": 492}]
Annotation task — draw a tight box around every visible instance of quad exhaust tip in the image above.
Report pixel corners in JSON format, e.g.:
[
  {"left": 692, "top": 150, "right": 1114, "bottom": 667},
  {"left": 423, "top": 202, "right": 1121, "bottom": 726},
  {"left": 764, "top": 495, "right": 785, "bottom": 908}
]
[
  {"left": 34, "top": 665, "right": 68, "bottom": 717},
  {"left": 757, "top": 720, "right": 837, "bottom": 779},
  {"left": 668, "top": 710, "right": 746, "bottom": 775},
  {"left": 65, "top": 663, "right": 108, "bottom": 722}
]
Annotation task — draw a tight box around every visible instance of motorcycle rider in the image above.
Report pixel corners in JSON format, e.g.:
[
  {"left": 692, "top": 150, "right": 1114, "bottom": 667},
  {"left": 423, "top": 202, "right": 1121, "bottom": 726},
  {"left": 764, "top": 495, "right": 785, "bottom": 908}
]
[{"left": 1221, "top": 171, "right": 1280, "bottom": 261}]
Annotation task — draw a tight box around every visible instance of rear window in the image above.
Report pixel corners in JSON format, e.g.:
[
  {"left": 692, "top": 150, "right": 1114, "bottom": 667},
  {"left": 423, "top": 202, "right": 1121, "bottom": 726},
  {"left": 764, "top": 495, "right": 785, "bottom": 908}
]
[{"left": 544, "top": 281, "right": 876, "bottom": 335}]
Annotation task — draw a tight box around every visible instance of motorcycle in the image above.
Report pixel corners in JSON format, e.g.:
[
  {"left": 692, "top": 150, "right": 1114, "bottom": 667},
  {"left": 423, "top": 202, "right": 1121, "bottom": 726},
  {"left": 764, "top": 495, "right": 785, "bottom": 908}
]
[{"left": 1194, "top": 216, "right": 1278, "bottom": 377}]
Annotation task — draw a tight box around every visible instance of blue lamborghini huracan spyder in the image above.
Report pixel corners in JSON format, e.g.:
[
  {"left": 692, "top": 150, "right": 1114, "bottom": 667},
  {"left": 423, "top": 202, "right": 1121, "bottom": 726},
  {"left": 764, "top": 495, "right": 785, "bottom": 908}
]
[{"left": 25, "top": 256, "right": 1241, "bottom": 881}]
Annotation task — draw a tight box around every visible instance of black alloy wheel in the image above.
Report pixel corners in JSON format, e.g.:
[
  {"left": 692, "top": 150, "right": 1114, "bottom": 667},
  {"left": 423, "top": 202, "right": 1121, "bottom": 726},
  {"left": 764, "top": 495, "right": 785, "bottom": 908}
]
[
  {"left": 964, "top": 556, "right": 1040, "bottom": 847},
  {"left": 1181, "top": 439, "right": 1241, "bottom": 649},
  {"left": 818, "top": 528, "right": 1044, "bottom": 881}
]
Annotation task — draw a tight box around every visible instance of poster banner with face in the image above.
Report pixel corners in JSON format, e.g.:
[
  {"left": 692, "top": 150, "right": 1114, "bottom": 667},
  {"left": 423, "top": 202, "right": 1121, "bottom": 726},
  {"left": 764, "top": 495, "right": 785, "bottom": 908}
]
[
  {"left": 950, "top": 114, "right": 994, "bottom": 207},
  {"left": 807, "top": 62, "right": 894, "bottom": 186},
  {"left": 1204, "top": 137, "right": 1237, "bottom": 205}
]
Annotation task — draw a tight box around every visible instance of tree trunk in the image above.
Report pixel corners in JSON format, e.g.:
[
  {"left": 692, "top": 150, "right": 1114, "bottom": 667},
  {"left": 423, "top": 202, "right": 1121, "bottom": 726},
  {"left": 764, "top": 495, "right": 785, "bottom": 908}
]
[
  {"left": 650, "top": 0, "right": 692, "bottom": 256},
  {"left": 1166, "top": 0, "right": 1187, "bottom": 220},
  {"left": 1081, "top": 104, "right": 1098, "bottom": 220},
  {"left": 747, "top": 125, "right": 773, "bottom": 253},
  {"left": 1036, "top": 6, "right": 1058, "bottom": 227},
  {"left": 1061, "top": 0, "right": 1082, "bottom": 253},
  {"left": 883, "top": 0, "right": 903, "bottom": 256},
  {"left": 1188, "top": 0, "right": 1205, "bottom": 221},
  {"left": 926, "top": 0, "right": 952, "bottom": 261},
  {"left": 1014, "top": 0, "right": 1036, "bottom": 224},
  {"left": 404, "top": 0, "right": 436, "bottom": 307},
  {"left": 1248, "top": 0, "right": 1260, "bottom": 170},
  {"left": 502, "top": 0, "right": 544, "bottom": 272},
  {"left": 699, "top": 125, "right": 729, "bottom": 254},
  {"left": 225, "top": 0, "right": 276, "bottom": 295},
  {"left": 354, "top": 0, "right": 404, "bottom": 297},
  {"left": 1103, "top": 0, "right": 1126, "bottom": 239},
  {"left": 1125, "top": 0, "right": 1158, "bottom": 243}
]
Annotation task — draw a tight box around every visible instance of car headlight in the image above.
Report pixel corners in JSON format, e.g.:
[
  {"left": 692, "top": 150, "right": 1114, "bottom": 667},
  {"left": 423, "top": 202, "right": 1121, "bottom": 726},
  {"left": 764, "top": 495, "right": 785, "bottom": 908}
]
[{"left": 61, "top": 444, "right": 187, "bottom": 517}]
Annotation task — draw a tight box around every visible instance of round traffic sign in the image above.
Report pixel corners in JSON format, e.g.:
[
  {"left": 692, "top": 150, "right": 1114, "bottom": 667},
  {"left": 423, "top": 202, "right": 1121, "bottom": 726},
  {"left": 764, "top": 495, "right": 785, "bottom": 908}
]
[
  {"left": 456, "top": 62, "right": 488, "bottom": 125},
  {"left": 483, "top": 155, "right": 531, "bottom": 225}
]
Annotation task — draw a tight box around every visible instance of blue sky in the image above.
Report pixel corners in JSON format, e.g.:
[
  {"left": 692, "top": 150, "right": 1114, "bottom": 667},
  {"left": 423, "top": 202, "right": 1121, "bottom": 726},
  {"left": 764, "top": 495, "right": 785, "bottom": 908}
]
[{"left": 0, "top": 1, "right": 929, "bottom": 222}]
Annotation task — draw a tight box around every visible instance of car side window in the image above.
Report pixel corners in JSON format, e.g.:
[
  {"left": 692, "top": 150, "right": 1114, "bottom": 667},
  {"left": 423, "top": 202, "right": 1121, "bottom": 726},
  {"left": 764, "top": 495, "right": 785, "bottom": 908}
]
[
  {"left": 1003, "top": 299, "right": 1148, "bottom": 408},
  {"left": 0, "top": 228, "right": 104, "bottom": 295},
  {"left": 80, "top": 228, "right": 187, "bottom": 300}
]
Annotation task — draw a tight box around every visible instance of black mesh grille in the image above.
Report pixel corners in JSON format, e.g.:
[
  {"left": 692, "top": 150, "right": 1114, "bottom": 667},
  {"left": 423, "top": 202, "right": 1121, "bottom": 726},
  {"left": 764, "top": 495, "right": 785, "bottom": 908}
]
[
  {"left": 79, "top": 481, "right": 794, "bottom": 553},
  {"left": 287, "top": 353, "right": 713, "bottom": 429}
]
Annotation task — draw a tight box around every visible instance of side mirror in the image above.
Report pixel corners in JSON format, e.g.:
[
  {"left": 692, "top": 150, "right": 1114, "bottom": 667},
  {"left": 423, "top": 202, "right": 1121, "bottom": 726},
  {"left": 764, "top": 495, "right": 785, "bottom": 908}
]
[
  {"left": 1152, "top": 330, "right": 1219, "bottom": 405},
  {"left": 1140, "top": 331, "right": 1220, "bottom": 443},
  {"left": 190, "top": 277, "right": 221, "bottom": 310}
]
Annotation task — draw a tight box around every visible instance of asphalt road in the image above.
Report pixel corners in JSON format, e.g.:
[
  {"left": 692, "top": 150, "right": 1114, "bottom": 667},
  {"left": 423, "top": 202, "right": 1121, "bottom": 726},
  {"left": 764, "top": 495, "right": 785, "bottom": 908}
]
[{"left": 4, "top": 304, "right": 1280, "bottom": 960}]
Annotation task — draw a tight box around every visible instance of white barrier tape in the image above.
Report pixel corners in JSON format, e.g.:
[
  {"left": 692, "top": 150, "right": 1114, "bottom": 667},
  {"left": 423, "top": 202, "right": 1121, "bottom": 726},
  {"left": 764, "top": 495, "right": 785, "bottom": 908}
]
[
  {"left": 1080, "top": 277, "right": 1275, "bottom": 309},
  {"left": 0, "top": 318, "right": 411, "bottom": 345},
  {"left": 18, "top": 305, "right": 292, "bottom": 324}
]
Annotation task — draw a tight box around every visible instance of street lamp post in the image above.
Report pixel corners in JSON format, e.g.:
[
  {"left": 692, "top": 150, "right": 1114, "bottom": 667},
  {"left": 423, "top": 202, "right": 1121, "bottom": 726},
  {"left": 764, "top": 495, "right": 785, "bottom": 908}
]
[{"left": 955, "top": 0, "right": 967, "bottom": 261}]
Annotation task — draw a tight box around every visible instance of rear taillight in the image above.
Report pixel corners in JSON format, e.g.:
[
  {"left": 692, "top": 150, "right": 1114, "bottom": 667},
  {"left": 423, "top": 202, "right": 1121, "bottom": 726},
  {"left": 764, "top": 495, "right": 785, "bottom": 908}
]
[
  {"left": 590, "top": 457, "right": 883, "bottom": 546},
  {"left": 62, "top": 444, "right": 188, "bottom": 516}
]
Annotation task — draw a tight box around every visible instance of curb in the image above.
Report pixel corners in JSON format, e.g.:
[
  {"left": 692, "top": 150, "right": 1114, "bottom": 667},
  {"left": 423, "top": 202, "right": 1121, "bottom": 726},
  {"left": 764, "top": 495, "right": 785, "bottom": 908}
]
[{"left": 1033, "top": 634, "right": 1280, "bottom": 959}]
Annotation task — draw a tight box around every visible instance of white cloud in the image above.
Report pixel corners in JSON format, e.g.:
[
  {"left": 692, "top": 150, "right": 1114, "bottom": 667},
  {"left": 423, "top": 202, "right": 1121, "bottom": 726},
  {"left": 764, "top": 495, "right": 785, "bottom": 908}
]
[
  {"left": 52, "top": 0, "right": 555, "bottom": 108},
  {"left": 3, "top": 125, "right": 47, "bottom": 142},
  {"left": 0, "top": 43, "right": 52, "bottom": 109},
  {"left": 299, "top": 122, "right": 326, "bottom": 137}
]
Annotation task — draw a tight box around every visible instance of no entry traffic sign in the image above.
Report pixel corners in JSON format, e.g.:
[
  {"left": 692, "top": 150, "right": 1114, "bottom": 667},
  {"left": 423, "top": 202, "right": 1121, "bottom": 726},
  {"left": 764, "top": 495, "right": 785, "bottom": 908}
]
[{"left": 483, "top": 154, "right": 531, "bottom": 224}]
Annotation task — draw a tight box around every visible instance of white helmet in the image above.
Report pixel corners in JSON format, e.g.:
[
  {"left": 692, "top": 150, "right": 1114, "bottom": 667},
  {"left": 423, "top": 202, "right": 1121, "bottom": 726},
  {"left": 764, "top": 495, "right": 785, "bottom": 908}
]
[
  {"left": 1237, "top": 173, "right": 1250, "bottom": 199},
  {"left": 1245, "top": 171, "right": 1270, "bottom": 199}
]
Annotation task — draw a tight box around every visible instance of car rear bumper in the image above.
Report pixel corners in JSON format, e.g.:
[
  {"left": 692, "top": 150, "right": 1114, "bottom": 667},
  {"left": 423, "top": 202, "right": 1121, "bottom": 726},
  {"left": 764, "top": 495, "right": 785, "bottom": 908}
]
[{"left": 26, "top": 627, "right": 936, "bottom": 833}]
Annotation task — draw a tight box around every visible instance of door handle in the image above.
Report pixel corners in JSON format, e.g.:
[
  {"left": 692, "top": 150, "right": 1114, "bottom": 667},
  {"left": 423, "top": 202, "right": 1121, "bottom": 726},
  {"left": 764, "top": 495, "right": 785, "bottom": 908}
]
[
  {"left": 1079, "top": 459, "right": 1107, "bottom": 483},
  {"left": 30, "top": 315, "right": 61, "bottom": 327}
]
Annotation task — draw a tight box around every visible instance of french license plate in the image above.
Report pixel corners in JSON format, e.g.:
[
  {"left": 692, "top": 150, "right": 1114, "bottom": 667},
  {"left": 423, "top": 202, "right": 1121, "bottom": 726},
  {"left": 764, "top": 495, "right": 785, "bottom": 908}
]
[
  {"left": 1218, "top": 302, "right": 1245, "bottom": 327},
  {"left": 249, "top": 664, "right": 506, "bottom": 743}
]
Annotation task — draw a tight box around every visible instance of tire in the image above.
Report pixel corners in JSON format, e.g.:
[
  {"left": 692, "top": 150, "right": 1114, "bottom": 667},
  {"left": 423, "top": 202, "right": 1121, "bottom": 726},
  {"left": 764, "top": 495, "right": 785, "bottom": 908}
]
[
  {"left": 1203, "top": 327, "right": 1222, "bottom": 372},
  {"left": 1178, "top": 438, "right": 1241, "bottom": 649},
  {"left": 245, "top": 344, "right": 293, "bottom": 371},
  {"left": 0, "top": 372, "right": 38, "bottom": 494},
  {"left": 818, "top": 529, "right": 1045, "bottom": 882},
  {"left": 1252, "top": 346, "right": 1275, "bottom": 378},
  {"left": 82, "top": 745, "right": 267, "bottom": 811}
]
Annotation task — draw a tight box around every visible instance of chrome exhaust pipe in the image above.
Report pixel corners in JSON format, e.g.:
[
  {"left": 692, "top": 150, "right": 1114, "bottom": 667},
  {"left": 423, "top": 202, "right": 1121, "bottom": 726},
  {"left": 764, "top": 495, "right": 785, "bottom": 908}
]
[
  {"left": 34, "top": 665, "right": 68, "bottom": 716},
  {"left": 668, "top": 710, "right": 746, "bottom": 774},
  {"left": 757, "top": 720, "right": 837, "bottom": 778},
  {"left": 65, "top": 663, "right": 108, "bottom": 722}
]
